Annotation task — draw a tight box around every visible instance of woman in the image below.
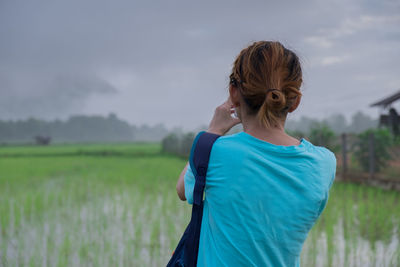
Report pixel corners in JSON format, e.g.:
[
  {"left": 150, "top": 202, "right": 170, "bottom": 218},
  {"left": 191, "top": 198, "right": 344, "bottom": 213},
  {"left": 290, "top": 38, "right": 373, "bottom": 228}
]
[{"left": 176, "top": 41, "right": 336, "bottom": 266}]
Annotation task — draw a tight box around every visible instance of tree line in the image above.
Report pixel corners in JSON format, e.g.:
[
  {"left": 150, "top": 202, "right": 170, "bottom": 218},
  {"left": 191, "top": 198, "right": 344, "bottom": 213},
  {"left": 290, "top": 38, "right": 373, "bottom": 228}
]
[
  {"left": 0, "top": 113, "right": 168, "bottom": 144},
  {"left": 0, "top": 110, "right": 380, "bottom": 145}
]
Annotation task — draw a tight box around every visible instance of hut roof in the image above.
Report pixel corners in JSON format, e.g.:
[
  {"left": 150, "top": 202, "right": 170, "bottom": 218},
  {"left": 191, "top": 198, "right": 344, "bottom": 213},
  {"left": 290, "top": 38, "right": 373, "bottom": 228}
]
[{"left": 370, "top": 89, "right": 400, "bottom": 108}]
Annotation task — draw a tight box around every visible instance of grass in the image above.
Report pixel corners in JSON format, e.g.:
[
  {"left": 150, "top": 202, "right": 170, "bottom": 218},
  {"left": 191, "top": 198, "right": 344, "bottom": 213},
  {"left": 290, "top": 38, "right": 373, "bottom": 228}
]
[
  {"left": 0, "top": 143, "right": 399, "bottom": 266},
  {"left": 0, "top": 142, "right": 161, "bottom": 157}
]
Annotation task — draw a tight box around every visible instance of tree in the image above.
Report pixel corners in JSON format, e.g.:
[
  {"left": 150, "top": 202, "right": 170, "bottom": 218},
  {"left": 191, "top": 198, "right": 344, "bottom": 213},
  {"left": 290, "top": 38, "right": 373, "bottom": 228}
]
[
  {"left": 180, "top": 132, "right": 195, "bottom": 157},
  {"left": 308, "top": 123, "right": 339, "bottom": 153},
  {"left": 322, "top": 113, "right": 348, "bottom": 135},
  {"left": 352, "top": 128, "right": 393, "bottom": 173},
  {"left": 161, "top": 132, "right": 195, "bottom": 158},
  {"left": 162, "top": 133, "right": 180, "bottom": 155},
  {"left": 286, "top": 115, "right": 320, "bottom": 134},
  {"left": 347, "top": 111, "right": 378, "bottom": 133}
]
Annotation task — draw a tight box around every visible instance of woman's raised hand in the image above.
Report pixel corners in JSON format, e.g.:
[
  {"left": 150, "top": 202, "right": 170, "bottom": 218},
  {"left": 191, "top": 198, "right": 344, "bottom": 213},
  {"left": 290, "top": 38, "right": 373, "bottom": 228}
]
[{"left": 207, "top": 97, "right": 241, "bottom": 136}]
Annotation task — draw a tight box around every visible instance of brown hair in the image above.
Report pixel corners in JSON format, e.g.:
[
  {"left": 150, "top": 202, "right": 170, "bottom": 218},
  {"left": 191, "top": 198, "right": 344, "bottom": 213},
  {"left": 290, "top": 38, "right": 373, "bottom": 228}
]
[{"left": 230, "top": 41, "right": 303, "bottom": 128}]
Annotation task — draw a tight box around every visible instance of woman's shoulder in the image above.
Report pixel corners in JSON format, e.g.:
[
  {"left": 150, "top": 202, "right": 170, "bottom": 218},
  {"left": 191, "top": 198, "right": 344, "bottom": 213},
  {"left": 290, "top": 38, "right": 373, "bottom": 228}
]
[
  {"left": 211, "top": 132, "right": 336, "bottom": 167},
  {"left": 211, "top": 132, "right": 244, "bottom": 149},
  {"left": 207, "top": 132, "right": 246, "bottom": 159},
  {"left": 303, "top": 139, "right": 337, "bottom": 174},
  {"left": 214, "top": 131, "right": 308, "bottom": 155},
  {"left": 305, "top": 139, "right": 336, "bottom": 162}
]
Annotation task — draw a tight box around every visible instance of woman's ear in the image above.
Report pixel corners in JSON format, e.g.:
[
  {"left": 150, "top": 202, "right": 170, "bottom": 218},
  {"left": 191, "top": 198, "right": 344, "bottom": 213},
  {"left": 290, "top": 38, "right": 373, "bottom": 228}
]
[
  {"left": 288, "top": 95, "right": 301, "bottom": 113},
  {"left": 229, "top": 84, "right": 241, "bottom": 107}
]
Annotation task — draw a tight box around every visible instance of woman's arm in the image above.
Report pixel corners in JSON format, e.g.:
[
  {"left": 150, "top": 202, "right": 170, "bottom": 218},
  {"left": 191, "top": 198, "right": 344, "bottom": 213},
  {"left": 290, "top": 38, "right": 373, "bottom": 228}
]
[
  {"left": 175, "top": 97, "right": 241, "bottom": 201},
  {"left": 176, "top": 162, "right": 189, "bottom": 201}
]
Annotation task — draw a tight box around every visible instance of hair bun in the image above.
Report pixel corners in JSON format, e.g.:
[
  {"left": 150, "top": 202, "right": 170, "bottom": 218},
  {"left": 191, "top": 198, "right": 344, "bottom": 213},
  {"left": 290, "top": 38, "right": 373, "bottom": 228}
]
[
  {"left": 265, "top": 89, "right": 286, "bottom": 112},
  {"left": 230, "top": 41, "right": 302, "bottom": 128}
]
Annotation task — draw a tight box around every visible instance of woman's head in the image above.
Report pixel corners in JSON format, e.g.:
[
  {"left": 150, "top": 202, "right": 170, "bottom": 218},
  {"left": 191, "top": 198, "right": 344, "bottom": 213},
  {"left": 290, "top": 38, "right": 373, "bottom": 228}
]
[{"left": 229, "top": 41, "right": 303, "bottom": 129}]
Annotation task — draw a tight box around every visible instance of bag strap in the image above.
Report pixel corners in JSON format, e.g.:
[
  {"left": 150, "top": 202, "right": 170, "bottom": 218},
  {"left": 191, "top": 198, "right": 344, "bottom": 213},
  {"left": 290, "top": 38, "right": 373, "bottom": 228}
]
[
  {"left": 184, "top": 131, "right": 221, "bottom": 267},
  {"left": 189, "top": 131, "right": 221, "bottom": 205}
]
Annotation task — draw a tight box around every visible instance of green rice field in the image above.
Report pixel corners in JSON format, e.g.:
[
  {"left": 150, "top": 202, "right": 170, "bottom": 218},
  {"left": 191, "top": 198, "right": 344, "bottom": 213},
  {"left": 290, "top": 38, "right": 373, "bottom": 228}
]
[{"left": 0, "top": 143, "right": 399, "bottom": 266}]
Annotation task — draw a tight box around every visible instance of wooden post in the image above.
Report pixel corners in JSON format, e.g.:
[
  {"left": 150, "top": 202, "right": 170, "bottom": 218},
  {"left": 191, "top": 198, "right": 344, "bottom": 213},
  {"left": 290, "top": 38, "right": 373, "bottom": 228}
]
[
  {"left": 341, "top": 133, "right": 347, "bottom": 180},
  {"left": 368, "top": 132, "right": 375, "bottom": 180}
]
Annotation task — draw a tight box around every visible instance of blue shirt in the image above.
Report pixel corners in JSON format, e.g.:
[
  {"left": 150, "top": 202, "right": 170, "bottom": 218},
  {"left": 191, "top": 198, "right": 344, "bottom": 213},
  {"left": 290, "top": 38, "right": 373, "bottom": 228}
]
[{"left": 184, "top": 131, "right": 336, "bottom": 267}]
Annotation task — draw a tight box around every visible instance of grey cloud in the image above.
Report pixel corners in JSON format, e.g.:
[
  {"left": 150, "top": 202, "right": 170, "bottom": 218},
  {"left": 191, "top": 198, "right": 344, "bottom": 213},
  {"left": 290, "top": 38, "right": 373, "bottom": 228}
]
[
  {"left": 0, "top": 72, "right": 117, "bottom": 120},
  {"left": 0, "top": 0, "right": 399, "bottom": 129}
]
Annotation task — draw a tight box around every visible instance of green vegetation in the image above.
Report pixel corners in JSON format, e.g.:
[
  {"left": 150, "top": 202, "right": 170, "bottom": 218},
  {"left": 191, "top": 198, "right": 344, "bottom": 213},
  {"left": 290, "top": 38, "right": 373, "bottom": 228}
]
[
  {"left": 352, "top": 128, "right": 394, "bottom": 173},
  {"left": 0, "top": 142, "right": 161, "bottom": 157},
  {"left": 162, "top": 132, "right": 195, "bottom": 158},
  {"left": 308, "top": 123, "right": 340, "bottom": 153},
  {"left": 1, "top": 143, "right": 399, "bottom": 266}
]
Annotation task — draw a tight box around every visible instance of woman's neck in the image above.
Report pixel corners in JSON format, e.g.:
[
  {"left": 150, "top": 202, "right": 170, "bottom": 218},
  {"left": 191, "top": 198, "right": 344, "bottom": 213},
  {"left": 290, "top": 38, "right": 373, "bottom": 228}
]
[{"left": 241, "top": 115, "right": 300, "bottom": 146}]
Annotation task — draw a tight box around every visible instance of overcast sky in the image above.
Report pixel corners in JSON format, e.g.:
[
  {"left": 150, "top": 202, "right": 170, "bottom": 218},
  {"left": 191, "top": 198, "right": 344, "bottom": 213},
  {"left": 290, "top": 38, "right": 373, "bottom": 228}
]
[{"left": 1, "top": 0, "right": 399, "bottom": 130}]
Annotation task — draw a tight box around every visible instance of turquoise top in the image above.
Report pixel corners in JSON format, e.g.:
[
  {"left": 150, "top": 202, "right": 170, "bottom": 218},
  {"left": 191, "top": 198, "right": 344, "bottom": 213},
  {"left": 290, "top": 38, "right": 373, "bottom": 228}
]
[{"left": 184, "top": 131, "right": 336, "bottom": 267}]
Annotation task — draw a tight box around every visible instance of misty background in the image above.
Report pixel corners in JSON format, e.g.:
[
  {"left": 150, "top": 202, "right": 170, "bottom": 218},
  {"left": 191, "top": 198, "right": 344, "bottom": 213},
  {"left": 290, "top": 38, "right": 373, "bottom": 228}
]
[
  {"left": 1, "top": 0, "right": 399, "bottom": 143},
  {"left": 0, "top": 111, "right": 378, "bottom": 143}
]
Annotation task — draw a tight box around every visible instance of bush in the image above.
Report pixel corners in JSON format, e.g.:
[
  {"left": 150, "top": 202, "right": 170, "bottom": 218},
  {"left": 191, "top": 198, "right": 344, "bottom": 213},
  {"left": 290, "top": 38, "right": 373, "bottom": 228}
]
[
  {"left": 394, "top": 134, "right": 400, "bottom": 146},
  {"left": 180, "top": 132, "right": 195, "bottom": 157},
  {"left": 352, "top": 128, "right": 393, "bottom": 173},
  {"left": 308, "top": 123, "right": 339, "bottom": 153},
  {"left": 161, "top": 132, "right": 195, "bottom": 158},
  {"left": 161, "top": 133, "right": 180, "bottom": 155}
]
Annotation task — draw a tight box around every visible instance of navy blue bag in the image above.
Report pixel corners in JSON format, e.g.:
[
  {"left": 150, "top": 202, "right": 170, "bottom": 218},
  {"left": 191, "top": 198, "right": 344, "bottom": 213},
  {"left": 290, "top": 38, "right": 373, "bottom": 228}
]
[{"left": 167, "top": 131, "right": 221, "bottom": 267}]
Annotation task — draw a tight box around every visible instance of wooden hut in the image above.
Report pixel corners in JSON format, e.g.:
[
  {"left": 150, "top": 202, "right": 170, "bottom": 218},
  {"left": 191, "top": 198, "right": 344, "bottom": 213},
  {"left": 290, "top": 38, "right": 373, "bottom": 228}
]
[{"left": 370, "top": 89, "right": 400, "bottom": 136}]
